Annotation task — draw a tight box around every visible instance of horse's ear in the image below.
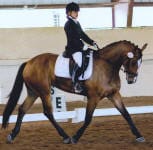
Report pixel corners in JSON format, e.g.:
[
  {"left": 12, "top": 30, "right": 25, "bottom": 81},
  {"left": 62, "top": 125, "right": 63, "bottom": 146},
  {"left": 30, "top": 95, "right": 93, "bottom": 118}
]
[{"left": 141, "top": 43, "right": 148, "bottom": 51}]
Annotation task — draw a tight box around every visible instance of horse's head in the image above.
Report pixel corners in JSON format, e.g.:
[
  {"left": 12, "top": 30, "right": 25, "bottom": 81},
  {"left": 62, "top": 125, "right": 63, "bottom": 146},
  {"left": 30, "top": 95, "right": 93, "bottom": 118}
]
[{"left": 122, "top": 43, "right": 148, "bottom": 84}]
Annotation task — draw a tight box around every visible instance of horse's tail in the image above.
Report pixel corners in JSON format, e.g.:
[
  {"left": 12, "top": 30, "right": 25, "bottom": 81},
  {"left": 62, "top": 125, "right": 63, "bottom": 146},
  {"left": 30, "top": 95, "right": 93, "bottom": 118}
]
[{"left": 2, "top": 62, "right": 27, "bottom": 129}]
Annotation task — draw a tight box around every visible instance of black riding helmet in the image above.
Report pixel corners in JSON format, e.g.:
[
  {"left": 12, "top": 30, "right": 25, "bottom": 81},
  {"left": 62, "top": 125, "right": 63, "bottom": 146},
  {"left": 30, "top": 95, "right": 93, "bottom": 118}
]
[{"left": 66, "top": 2, "right": 80, "bottom": 14}]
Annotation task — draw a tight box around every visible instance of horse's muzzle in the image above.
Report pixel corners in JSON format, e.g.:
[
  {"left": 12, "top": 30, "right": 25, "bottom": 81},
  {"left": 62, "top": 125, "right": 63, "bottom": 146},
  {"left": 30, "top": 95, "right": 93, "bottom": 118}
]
[{"left": 126, "top": 73, "right": 137, "bottom": 84}]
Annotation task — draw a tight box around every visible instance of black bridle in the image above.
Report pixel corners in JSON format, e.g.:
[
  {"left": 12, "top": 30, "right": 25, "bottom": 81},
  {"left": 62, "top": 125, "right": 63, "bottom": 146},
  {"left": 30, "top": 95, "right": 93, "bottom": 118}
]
[{"left": 122, "top": 55, "right": 142, "bottom": 84}]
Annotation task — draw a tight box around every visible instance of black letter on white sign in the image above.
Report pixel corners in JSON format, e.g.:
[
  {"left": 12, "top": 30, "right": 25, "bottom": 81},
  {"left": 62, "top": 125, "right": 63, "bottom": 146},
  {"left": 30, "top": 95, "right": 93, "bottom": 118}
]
[{"left": 56, "top": 97, "right": 62, "bottom": 108}]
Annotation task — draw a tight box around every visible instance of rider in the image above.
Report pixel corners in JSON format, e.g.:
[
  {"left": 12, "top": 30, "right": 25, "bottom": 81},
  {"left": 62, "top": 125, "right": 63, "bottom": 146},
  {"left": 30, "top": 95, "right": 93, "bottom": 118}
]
[{"left": 64, "top": 2, "right": 98, "bottom": 93}]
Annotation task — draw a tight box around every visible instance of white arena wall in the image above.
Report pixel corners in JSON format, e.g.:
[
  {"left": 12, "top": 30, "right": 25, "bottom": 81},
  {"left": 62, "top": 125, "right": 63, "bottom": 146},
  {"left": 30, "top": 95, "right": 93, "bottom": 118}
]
[{"left": 0, "top": 27, "right": 153, "bottom": 104}]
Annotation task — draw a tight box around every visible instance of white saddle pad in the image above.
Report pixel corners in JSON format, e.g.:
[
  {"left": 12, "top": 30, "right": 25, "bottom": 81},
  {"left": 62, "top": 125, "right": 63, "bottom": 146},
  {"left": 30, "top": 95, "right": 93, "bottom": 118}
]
[{"left": 55, "top": 51, "right": 93, "bottom": 80}]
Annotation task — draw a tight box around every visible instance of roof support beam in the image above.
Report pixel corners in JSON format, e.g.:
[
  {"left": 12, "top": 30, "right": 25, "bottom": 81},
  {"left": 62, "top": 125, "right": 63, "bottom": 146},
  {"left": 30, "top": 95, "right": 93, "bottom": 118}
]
[
  {"left": 112, "top": 6, "right": 116, "bottom": 28},
  {"left": 127, "top": 0, "right": 134, "bottom": 27},
  {"left": 0, "top": 0, "right": 112, "bottom": 9}
]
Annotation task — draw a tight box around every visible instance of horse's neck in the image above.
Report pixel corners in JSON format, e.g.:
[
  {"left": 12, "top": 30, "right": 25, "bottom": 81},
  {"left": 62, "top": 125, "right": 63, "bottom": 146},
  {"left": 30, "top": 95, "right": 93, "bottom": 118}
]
[{"left": 99, "top": 43, "right": 130, "bottom": 67}]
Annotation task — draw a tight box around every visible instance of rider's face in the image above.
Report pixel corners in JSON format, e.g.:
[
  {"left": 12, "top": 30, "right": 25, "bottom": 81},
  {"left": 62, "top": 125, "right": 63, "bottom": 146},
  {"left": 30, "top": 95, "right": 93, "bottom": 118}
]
[{"left": 68, "top": 11, "right": 78, "bottom": 19}]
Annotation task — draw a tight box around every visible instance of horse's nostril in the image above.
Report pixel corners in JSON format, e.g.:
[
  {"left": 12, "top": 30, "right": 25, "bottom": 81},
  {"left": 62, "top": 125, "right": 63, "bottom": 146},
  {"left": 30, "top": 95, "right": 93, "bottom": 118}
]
[{"left": 128, "top": 80, "right": 133, "bottom": 84}]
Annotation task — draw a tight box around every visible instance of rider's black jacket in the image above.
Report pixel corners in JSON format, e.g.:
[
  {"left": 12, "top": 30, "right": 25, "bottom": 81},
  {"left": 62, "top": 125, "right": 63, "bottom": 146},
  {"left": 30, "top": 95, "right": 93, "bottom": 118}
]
[{"left": 64, "top": 17, "right": 94, "bottom": 57}]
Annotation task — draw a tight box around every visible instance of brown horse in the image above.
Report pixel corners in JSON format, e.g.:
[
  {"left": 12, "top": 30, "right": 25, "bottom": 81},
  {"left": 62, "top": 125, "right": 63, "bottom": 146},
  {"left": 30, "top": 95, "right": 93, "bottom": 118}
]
[{"left": 2, "top": 40, "right": 147, "bottom": 144}]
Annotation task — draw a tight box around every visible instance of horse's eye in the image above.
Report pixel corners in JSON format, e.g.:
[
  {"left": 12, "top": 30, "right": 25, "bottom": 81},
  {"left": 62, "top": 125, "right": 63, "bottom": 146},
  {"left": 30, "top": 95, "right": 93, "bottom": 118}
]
[{"left": 131, "top": 60, "right": 137, "bottom": 66}]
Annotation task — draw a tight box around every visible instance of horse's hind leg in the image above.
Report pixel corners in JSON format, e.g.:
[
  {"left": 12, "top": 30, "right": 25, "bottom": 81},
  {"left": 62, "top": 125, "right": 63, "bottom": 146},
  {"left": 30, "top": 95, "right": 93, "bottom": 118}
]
[
  {"left": 7, "top": 92, "right": 37, "bottom": 143},
  {"left": 109, "top": 92, "right": 145, "bottom": 142},
  {"left": 41, "top": 94, "right": 71, "bottom": 144}
]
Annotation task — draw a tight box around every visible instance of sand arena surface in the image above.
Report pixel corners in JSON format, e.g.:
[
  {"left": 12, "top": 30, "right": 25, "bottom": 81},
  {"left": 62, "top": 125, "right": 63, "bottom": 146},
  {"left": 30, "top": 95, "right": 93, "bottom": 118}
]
[{"left": 0, "top": 96, "right": 153, "bottom": 150}]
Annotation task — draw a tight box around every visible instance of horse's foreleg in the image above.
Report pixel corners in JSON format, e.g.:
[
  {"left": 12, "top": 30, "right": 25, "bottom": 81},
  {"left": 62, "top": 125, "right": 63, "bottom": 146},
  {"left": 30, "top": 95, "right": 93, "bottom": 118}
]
[
  {"left": 71, "top": 98, "right": 98, "bottom": 143},
  {"left": 41, "top": 94, "right": 71, "bottom": 144},
  {"left": 109, "top": 92, "right": 145, "bottom": 142},
  {"left": 7, "top": 94, "right": 37, "bottom": 143}
]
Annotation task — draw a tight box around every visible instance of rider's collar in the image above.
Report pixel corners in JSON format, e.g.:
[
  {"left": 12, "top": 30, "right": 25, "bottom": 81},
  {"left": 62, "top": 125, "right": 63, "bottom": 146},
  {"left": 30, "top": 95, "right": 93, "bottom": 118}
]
[{"left": 68, "top": 16, "right": 78, "bottom": 24}]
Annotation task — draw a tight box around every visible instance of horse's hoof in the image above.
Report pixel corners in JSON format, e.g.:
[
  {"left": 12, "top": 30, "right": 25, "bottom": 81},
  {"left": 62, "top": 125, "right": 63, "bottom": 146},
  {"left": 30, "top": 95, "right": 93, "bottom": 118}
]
[
  {"left": 71, "top": 137, "right": 78, "bottom": 144},
  {"left": 7, "top": 134, "right": 13, "bottom": 144},
  {"left": 136, "top": 137, "right": 145, "bottom": 142},
  {"left": 63, "top": 137, "right": 71, "bottom": 144}
]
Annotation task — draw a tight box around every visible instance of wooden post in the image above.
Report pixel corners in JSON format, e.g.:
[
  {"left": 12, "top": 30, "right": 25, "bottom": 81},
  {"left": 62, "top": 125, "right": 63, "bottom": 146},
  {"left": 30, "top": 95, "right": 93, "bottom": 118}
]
[
  {"left": 127, "top": 0, "right": 134, "bottom": 27},
  {"left": 112, "top": 6, "right": 116, "bottom": 28}
]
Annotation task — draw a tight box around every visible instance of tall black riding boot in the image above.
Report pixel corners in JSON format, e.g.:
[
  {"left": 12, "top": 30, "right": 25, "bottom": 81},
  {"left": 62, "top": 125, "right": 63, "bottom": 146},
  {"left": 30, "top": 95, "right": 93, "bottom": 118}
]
[{"left": 72, "top": 64, "right": 83, "bottom": 93}]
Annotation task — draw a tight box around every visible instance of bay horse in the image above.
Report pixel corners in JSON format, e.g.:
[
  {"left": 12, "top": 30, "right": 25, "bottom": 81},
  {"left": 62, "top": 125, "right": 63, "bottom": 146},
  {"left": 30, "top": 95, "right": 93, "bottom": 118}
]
[{"left": 2, "top": 40, "right": 147, "bottom": 144}]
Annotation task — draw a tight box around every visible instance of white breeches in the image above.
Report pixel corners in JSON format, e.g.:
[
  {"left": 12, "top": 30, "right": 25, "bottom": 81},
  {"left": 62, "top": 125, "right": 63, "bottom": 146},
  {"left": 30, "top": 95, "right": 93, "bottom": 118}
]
[{"left": 72, "top": 52, "right": 82, "bottom": 67}]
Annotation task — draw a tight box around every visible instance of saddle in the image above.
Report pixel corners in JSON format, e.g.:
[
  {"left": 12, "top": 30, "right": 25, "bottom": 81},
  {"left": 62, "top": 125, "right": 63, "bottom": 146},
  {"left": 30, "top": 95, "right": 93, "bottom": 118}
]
[{"left": 55, "top": 49, "right": 93, "bottom": 80}]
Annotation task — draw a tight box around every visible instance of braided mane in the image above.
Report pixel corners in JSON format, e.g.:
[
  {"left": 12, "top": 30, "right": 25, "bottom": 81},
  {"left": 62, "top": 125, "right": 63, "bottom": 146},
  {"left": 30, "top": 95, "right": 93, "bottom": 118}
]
[{"left": 100, "top": 40, "right": 138, "bottom": 52}]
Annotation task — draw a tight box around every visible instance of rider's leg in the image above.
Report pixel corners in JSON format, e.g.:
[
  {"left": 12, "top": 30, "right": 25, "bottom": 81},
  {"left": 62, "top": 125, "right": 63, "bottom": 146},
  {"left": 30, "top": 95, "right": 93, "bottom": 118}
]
[{"left": 72, "top": 52, "right": 83, "bottom": 92}]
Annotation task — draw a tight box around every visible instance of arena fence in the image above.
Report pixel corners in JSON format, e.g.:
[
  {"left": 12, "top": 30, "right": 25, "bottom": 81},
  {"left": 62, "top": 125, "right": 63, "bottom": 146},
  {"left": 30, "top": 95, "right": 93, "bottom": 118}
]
[
  {"left": 0, "top": 106, "right": 153, "bottom": 124},
  {"left": 0, "top": 88, "right": 153, "bottom": 124}
]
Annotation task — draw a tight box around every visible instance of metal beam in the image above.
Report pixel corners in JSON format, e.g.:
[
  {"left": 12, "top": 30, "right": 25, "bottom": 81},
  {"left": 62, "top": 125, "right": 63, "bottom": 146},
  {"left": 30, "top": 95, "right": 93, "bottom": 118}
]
[
  {"left": 0, "top": 0, "right": 120, "bottom": 9},
  {"left": 134, "top": 2, "right": 153, "bottom": 5},
  {"left": 0, "top": 0, "right": 153, "bottom": 9},
  {"left": 0, "top": 4, "right": 115, "bottom": 9},
  {"left": 0, "top": 0, "right": 111, "bottom": 6}
]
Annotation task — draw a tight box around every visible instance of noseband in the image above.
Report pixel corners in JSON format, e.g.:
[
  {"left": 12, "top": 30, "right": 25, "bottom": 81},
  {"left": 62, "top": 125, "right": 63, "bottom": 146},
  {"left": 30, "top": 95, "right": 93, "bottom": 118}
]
[{"left": 125, "top": 71, "right": 138, "bottom": 83}]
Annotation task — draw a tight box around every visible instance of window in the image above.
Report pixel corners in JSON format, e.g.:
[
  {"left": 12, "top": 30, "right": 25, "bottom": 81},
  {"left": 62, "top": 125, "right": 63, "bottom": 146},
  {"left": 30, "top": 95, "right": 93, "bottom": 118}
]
[
  {"left": 133, "top": 7, "right": 153, "bottom": 27},
  {"left": 0, "top": 6, "right": 153, "bottom": 28},
  {"left": 0, "top": 8, "right": 112, "bottom": 29}
]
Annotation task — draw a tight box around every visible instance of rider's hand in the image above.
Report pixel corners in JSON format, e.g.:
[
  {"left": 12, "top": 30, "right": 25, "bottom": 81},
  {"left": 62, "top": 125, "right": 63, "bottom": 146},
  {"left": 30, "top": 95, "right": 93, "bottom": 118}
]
[{"left": 93, "top": 42, "right": 99, "bottom": 50}]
